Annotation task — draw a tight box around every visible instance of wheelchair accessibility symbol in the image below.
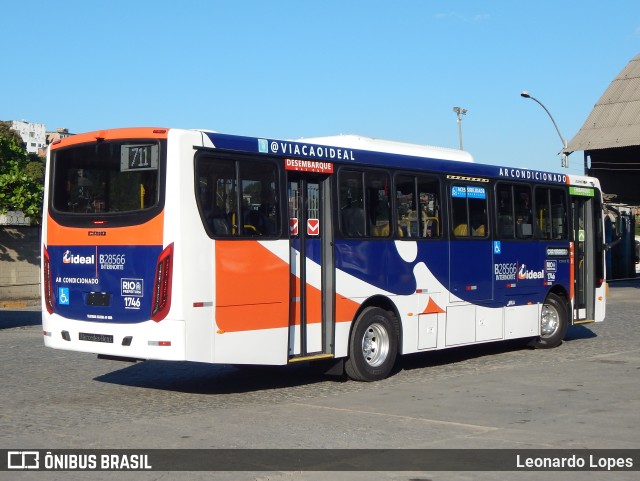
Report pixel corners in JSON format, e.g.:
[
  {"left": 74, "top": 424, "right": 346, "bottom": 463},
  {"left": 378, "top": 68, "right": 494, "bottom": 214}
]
[
  {"left": 493, "top": 241, "right": 502, "bottom": 255},
  {"left": 58, "top": 287, "right": 70, "bottom": 305}
]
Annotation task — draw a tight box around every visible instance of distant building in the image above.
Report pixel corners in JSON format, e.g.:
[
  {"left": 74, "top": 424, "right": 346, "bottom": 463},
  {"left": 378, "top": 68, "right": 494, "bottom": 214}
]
[
  {"left": 566, "top": 53, "right": 640, "bottom": 205},
  {"left": 46, "top": 127, "right": 72, "bottom": 144},
  {"left": 41, "top": 128, "right": 73, "bottom": 156},
  {"left": 10, "top": 120, "right": 46, "bottom": 155},
  {"left": 566, "top": 53, "right": 640, "bottom": 279}
]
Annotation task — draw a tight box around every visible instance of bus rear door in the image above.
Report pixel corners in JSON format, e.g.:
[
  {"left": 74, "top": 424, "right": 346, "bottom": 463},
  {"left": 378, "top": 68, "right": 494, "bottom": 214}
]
[{"left": 287, "top": 172, "right": 334, "bottom": 360}]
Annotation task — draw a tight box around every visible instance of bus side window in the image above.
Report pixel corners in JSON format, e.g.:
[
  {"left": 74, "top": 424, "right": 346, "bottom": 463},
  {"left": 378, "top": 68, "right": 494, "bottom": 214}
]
[
  {"left": 549, "top": 188, "right": 567, "bottom": 240},
  {"left": 239, "top": 160, "right": 279, "bottom": 236},
  {"left": 339, "top": 169, "right": 391, "bottom": 238},
  {"left": 418, "top": 176, "right": 440, "bottom": 238},
  {"left": 496, "top": 183, "right": 514, "bottom": 238},
  {"left": 339, "top": 170, "right": 366, "bottom": 237},
  {"left": 395, "top": 175, "right": 416, "bottom": 238},
  {"left": 535, "top": 187, "right": 568, "bottom": 240},
  {"left": 451, "top": 186, "right": 470, "bottom": 237},
  {"left": 366, "top": 171, "right": 390, "bottom": 238},
  {"left": 514, "top": 185, "right": 533, "bottom": 239},
  {"left": 195, "top": 155, "right": 279, "bottom": 238},
  {"left": 451, "top": 184, "right": 487, "bottom": 238},
  {"left": 534, "top": 187, "right": 567, "bottom": 240}
]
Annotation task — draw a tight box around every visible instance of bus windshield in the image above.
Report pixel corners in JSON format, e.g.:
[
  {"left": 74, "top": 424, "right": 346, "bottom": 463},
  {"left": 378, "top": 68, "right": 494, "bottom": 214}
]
[{"left": 51, "top": 141, "right": 161, "bottom": 216}]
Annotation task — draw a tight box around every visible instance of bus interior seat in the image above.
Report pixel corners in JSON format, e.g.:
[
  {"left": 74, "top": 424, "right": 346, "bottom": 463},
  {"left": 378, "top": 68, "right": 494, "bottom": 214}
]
[
  {"left": 453, "top": 223, "right": 469, "bottom": 237},
  {"left": 472, "top": 224, "right": 485, "bottom": 237}
]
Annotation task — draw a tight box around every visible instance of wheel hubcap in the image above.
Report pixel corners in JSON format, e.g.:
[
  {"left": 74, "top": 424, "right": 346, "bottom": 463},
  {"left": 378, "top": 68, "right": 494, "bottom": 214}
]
[
  {"left": 541, "top": 303, "right": 560, "bottom": 337},
  {"left": 361, "top": 322, "right": 390, "bottom": 367}
]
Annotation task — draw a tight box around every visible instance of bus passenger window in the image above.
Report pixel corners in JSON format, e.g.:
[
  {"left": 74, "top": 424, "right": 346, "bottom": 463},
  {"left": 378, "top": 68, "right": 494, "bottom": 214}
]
[
  {"left": 366, "top": 171, "right": 390, "bottom": 238},
  {"left": 496, "top": 183, "right": 532, "bottom": 239},
  {"left": 534, "top": 187, "right": 567, "bottom": 240},
  {"left": 496, "top": 184, "right": 514, "bottom": 238},
  {"left": 451, "top": 185, "right": 487, "bottom": 238},
  {"left": 395, "top": 175, "right": 416, "bottom": 238},
  {"left": 514, "top": 185, "right": 533, "bottom": 239},
  {"left": 239, "top": 161, "right": 279, "bottom": 236},
  {"left": 339, "top": 170, "right": 366, "bottom": 237},
  {"left": 418, "top": 177, "right": 440, "bottom": 238},
  {"left": 195, "top": 155, "right": 279, "bottom": 238},
  {"left": 395, "top": 175, "right": 440, "bottom": 239},
  {"left": 549, "top": 189, "right": 567, "bottom": 240},
  {"left": 339, "top": 169, "right": 390, "bottom": 238},
  {"left": 451, "top": 186, "right": 469, "bottom": 237}
]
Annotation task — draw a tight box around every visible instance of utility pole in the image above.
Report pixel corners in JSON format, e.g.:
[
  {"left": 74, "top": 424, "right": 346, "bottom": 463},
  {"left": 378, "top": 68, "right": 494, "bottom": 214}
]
[{"left": 452, "top": 107, "right": 467, "bottom": 150}]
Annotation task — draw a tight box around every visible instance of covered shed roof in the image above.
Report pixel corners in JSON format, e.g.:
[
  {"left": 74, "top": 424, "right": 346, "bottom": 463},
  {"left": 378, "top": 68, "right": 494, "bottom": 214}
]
[{"left": 566, "top": 53, "right": 640, "bottom": 152}]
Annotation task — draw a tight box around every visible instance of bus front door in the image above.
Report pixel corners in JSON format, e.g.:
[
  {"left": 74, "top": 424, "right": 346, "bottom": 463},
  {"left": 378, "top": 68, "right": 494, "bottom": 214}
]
[
  {"left": 287, "top": 174, "right": 335, "bottom": 360},
  {"left": 572, "top": 191, "right": 596, "bottom": 321}
]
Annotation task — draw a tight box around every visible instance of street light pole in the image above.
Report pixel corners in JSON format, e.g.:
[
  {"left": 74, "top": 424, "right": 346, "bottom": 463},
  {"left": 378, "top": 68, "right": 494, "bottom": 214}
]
[
  {"left": 520, "top": 90, "right": 569, "bottom": 168},
  {"left": 452, "top": 106, "right": 467, "bottom": 150}
]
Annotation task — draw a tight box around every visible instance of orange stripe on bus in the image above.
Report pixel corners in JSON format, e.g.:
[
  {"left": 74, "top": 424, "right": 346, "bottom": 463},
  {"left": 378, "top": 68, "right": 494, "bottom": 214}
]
[
  {"left": 50, "top": 127, "right": 168, "bottom": 150},
  {"left": 336, "top": 295, "right": 360, "bottom": 323},
  {"left": 215, "top": 241, "right": 361, "bottom": 333},
  {"left": 215, "top": 241, "right": 290, "bottom": 332},
  {"left": 46, "top": 212, "right": 164, "bottom": 246}
]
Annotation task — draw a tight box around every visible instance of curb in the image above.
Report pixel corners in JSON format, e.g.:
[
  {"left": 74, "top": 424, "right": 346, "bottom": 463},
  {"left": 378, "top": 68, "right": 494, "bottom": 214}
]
[{"left": 0, "top": 300, "right": 40, "bottom": 309}]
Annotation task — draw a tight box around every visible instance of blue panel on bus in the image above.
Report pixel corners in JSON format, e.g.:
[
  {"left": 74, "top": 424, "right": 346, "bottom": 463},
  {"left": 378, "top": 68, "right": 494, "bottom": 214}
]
[
  {"left": 47, "top": 245, "right": 163, "bottom": 323},
  {"left": 449, "top": 239, "right": 493, "bottom": 301},
  {"left": 334, "top": 240, "right": 450, "bottom": 296},
  {"left": 330, "top": 238, "right": 572, "bottom": 307}
]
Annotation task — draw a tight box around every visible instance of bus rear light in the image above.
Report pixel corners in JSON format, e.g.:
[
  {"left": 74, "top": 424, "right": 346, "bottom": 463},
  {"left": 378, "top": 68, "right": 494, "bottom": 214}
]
[
  {"left": 151, "top": 243, "right": 174, "bottom": 322},
  {"left": 42, "top": 246, "right": 54, "bottom": 314},
  {"left": 148, "top": 340, "right": 171, "bottom": 346},
  {"left": 43, "top": 330, "right": 52, "bottom": 337}
]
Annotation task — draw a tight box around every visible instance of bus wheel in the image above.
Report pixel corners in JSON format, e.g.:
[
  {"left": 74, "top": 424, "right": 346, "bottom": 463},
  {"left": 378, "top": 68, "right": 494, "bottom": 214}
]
[
  {"left": 345, "top": 307, "right": 398, "bottom": 382},
  {"left": 530, "top": 293, "right": 568, "bottom": 349}
]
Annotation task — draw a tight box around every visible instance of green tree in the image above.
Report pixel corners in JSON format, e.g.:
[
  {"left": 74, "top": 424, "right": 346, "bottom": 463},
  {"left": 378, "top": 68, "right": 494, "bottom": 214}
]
[{"left": 0, "top": 121, "right": 45, "bottom": 223}]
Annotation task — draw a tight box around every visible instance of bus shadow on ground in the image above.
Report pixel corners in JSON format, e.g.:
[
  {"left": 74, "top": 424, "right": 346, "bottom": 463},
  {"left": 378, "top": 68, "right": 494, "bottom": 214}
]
[
  {"left": 564, "top": 324, "right": 597, "bottom": 341},
  {"left": 0, "top": 310, "right": 41, "bottom": 330},
  {"left": 95, "top": 327, "right": 597, "bottom": 394},
  {"left": 398, "top": 339, "right": 531, "bottom": 374},
  {"left": 397, "top": 324, "right": 597, "bottom": 374},
  {"left": 94, "top": 359, "right": 335, "bottom": 394}
]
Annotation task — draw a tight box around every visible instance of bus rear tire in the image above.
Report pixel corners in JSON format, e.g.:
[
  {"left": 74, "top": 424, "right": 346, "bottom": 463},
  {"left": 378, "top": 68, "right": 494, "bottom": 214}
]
[
  {"left": 530, "top": 293, "right": 568, "bottom": 349},
  {"left": 345, "top": 307, "right": 398, "bottom": 382}
]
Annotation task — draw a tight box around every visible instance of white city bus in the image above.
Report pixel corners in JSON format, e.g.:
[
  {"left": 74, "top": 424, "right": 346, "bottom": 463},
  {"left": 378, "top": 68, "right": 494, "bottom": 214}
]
[{"left": 42, "top": 127, "right": 606, "bottom": 381}]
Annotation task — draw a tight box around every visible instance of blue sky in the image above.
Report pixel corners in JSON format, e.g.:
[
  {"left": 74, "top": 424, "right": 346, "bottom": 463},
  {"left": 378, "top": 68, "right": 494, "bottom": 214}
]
[{"left": 2, "top": 0, "right": 639, "bottom": 174}]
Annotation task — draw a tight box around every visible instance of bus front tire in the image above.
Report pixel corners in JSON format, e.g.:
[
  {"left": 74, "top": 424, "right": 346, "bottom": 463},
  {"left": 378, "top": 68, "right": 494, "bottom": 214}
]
[
  {"left": 530, "top": 293, "right": 569, "bottom": 349},
  {"left": 345, "top": 307, "right": 398, "bottom": 382}
]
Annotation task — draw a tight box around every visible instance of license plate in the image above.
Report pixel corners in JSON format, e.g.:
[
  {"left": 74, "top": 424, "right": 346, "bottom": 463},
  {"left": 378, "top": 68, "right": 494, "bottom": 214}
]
[{"left": 79, "top": 332, "right": 114, "bottom": 343}]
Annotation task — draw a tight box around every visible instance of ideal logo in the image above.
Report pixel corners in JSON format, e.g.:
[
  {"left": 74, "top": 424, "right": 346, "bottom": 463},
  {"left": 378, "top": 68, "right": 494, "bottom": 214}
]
[
  {"left": 518, "top": 264, "right": 544, "bottom": 280},
  {"left": 62, "top": 250, "right": 95, "bottom": 265}
]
